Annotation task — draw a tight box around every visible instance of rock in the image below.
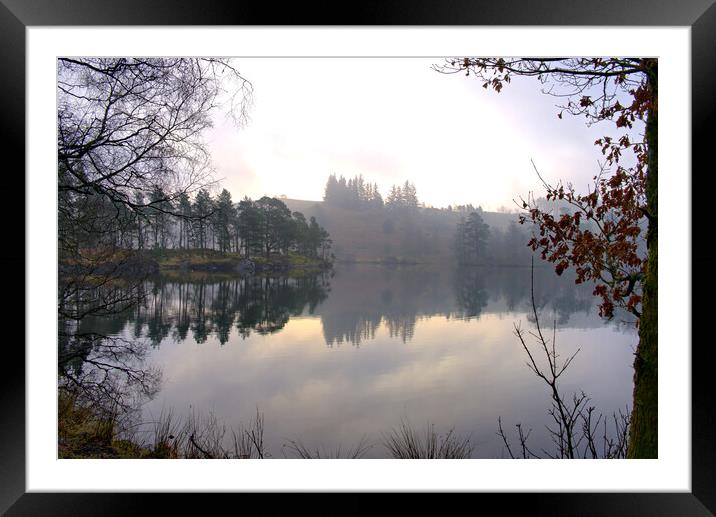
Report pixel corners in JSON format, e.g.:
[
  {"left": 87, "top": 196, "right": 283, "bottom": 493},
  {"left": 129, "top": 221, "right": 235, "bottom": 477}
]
[{"left": 237, "top": 259, "right": 256, "bottom": 274}]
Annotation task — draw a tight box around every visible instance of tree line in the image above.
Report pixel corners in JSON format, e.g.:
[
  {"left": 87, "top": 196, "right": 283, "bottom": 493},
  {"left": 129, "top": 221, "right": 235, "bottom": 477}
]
[
  {"left": 66, "top": 185, "right": 332, "bottom": 260},
  {"left": 323, "top": 174, "right": 420, "bottom": 210}
]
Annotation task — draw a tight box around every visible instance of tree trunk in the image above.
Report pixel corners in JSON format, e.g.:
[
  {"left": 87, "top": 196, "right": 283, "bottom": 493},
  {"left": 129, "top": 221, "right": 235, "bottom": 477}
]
[
  {"left": 137, "top": 219, "right": 143, "bottom": 250},
  {"left": 628, "top": 62, "right": 658, "bottom": 458}
]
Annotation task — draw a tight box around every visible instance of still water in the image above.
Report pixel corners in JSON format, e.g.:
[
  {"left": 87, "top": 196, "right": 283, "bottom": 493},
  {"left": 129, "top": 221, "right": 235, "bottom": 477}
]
[{"left": 80, "top": 264, "right": 637, "bottom": 458}]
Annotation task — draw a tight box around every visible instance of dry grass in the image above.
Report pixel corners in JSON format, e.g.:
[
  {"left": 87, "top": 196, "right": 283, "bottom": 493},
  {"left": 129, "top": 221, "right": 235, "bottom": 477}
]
[
  {"left": 58, "top": 391, "right": 128, "bottom": 458},
  {"left": 61, "top": 394, "right": 475, "bottom": 460},
  {"left": 383, "top": 418, "right": 474, "bottom": 459},
  {"left": 59, "top": 393, "right": 267, "bottom": 459},
  {"left": 281, "top": 436, "right": 374, "bottom": 459},
  {"left": 142, "top": 407, "right": 267, "bottom": 459}
]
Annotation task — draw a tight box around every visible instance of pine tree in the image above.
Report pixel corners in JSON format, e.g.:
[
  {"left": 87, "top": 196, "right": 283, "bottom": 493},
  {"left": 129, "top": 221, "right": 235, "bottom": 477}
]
[
  {"left": 324, "top": 174, "right": 339, "bottom": 203},
  {"left": 237, "top": 197, "right": 263, "bottom": 257},
  {"left": 192, "top": 189, "right": 213, "bottom": 250},
  {"left": 214, "top": 189, "right": 235, "bottom": 253},
  {"left": 387, "top": 185, "right": 403, "bottom": 207},
  {"left": 402, "top": 181, "right": 418, "bottom": 209}
]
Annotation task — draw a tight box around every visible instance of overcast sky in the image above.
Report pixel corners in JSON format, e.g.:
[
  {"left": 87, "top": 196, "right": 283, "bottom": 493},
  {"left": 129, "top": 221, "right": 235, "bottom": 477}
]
[{"left": 205, "top": 58, "right": 637, "bottom": 211}]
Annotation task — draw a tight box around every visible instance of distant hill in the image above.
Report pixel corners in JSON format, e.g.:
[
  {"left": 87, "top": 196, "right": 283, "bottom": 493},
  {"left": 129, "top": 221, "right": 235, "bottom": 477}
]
[{"left": 282, "top": 198, "right": 522, "bottom": 263}]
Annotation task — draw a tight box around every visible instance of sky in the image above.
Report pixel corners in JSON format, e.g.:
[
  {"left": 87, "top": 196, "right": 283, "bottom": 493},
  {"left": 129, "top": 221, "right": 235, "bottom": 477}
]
[{"left": 205, "top": 58, "right": 637, "bottom": 211}]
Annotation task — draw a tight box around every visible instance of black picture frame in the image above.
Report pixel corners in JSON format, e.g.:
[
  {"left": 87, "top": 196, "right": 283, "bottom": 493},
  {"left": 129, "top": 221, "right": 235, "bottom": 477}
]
[{"left": 4, "top": 0, "right": 712, "bottom": 514}]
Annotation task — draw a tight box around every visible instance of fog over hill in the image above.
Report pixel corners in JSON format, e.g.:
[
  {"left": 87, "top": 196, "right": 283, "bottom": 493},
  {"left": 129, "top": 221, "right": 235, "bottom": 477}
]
[{"left": 282, "top": 198, "right": 529, "bottom": 264}]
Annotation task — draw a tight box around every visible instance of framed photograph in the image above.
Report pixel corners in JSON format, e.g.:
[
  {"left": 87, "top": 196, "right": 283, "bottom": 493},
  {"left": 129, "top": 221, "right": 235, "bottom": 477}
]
[{"left": 6, "top": 0, "right": 712, "bottom": 513}]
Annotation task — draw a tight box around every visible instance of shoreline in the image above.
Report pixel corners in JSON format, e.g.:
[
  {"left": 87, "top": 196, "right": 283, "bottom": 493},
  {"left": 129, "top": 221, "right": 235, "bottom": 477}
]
[{"left": 58, "top": 248, "right": 333, "bottom": 278}]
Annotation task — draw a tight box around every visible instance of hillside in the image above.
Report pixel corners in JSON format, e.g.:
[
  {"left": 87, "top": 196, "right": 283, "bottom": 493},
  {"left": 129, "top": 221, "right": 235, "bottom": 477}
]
[{"left": 282, "top": 198, "right": 522, "bottom": 263}]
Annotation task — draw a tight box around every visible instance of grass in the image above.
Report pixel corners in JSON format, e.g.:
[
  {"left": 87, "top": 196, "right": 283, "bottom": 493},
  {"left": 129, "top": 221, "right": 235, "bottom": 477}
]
[
  {"left": 143, "top": 248, "right": 240, "bottom": 268},
  {"left": 144, "top": 248, "right": 329, "bottom": 271},
  {"left": 58, "top": 391, "right": 150, "bottom": 458},
  {"left": 58, "top": 393, "right": 268, "bottom": 459},
  {"left": 59, "top": 247, "right": 137, "bottom": 266},
  {"left": 281, "top": 436, "right": 374, "bottom": 459},
  {"left": 59, "top": 394, "right": 475, "bottom": 459},
  {"left": 60, "top": 247, "right": 331, "bottom": 278},
  {"left": 383, "top": 418, "right": 474, "bottom": 459}
]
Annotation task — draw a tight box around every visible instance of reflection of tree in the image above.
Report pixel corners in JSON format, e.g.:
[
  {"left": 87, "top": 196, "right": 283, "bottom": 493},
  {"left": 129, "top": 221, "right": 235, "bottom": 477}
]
[
  {"left": 78, "top": 266, "right": 610, "bottom": 353},
  {"left": 453, "top": 267, "right": 489, "bottom": 320},
  {"left": 551, "top": 292, "right": 593, "bottom": 326},
  {"left": 236, "top": 277, "right": 292, "bottom": 336},
  {"left": 212, "top": 281, "right": 237, "bottom": 345},
  {"left": 79, "top": 273, "right": 331, "bottom": 346},
  {"left": 319, "top": 265, "right": 608, "bottom": 347},
  {"left": 386, "top": 316, "right": 417, "bottom": 343},
  {"left": 192, "top": 282, "right": 209, "bottom": 344},
  {"left": 456, "top": 266, "right": 599, "bottom": 323},
  {"left": 58, "top": 333, "right": 160, "bottom": 413},
  {"left": 236, "top": 275, "right": 330, "bottom": 337},
  {"left": 59, "top": 280, "right": 161, "bottom": 427},
  {"left": 174, "top": 282, "right": 191, "bottom": 342},
  {"left": 321, "top": 267, "right": 437, "bottom": 346},
  {"left": 147, "top": 282, "right": 172, "bottom": 346},
  {"left": 323, "top": 314, "right": 382, "bottom": 347}
]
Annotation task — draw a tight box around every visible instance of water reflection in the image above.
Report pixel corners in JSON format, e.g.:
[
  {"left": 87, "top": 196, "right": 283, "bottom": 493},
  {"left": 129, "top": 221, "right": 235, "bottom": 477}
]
[
  {"left": 320, "top": 265, "right": 614, "bottom": 347},
  {"left": 72, "top": 264, "right": 636, "bottom": 458},
  {"left": 81, "top": 265, "right": 626, "bottom": 349},
  {"left": 59, "top": 279, "right": 162, "bottom": 426},
  {"left": 82, "top": 273, "right": 331, "bottom": 346}
]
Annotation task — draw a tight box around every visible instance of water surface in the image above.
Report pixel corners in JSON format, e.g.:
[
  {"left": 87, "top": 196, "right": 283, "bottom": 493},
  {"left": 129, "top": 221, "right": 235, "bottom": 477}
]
[{"left": 82, "top": 264, "right": 637, "bottom": 458}]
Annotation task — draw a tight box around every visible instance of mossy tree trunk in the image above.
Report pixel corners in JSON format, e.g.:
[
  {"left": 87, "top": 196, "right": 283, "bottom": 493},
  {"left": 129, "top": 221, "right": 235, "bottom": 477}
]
[{"left": 628, "top": 61, "right": 658, "bottom": 458}]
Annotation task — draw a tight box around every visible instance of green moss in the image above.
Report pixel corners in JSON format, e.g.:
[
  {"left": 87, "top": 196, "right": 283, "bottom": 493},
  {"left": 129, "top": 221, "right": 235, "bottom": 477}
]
[{"left": 627, "top": 68, "right": 658, "bottom": 459}]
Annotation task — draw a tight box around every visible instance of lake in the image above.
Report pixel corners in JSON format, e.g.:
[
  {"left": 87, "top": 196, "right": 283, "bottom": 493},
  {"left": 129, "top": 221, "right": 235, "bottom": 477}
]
[{"left": 76, "top": 264, "right": 637, "bottom": 458}]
